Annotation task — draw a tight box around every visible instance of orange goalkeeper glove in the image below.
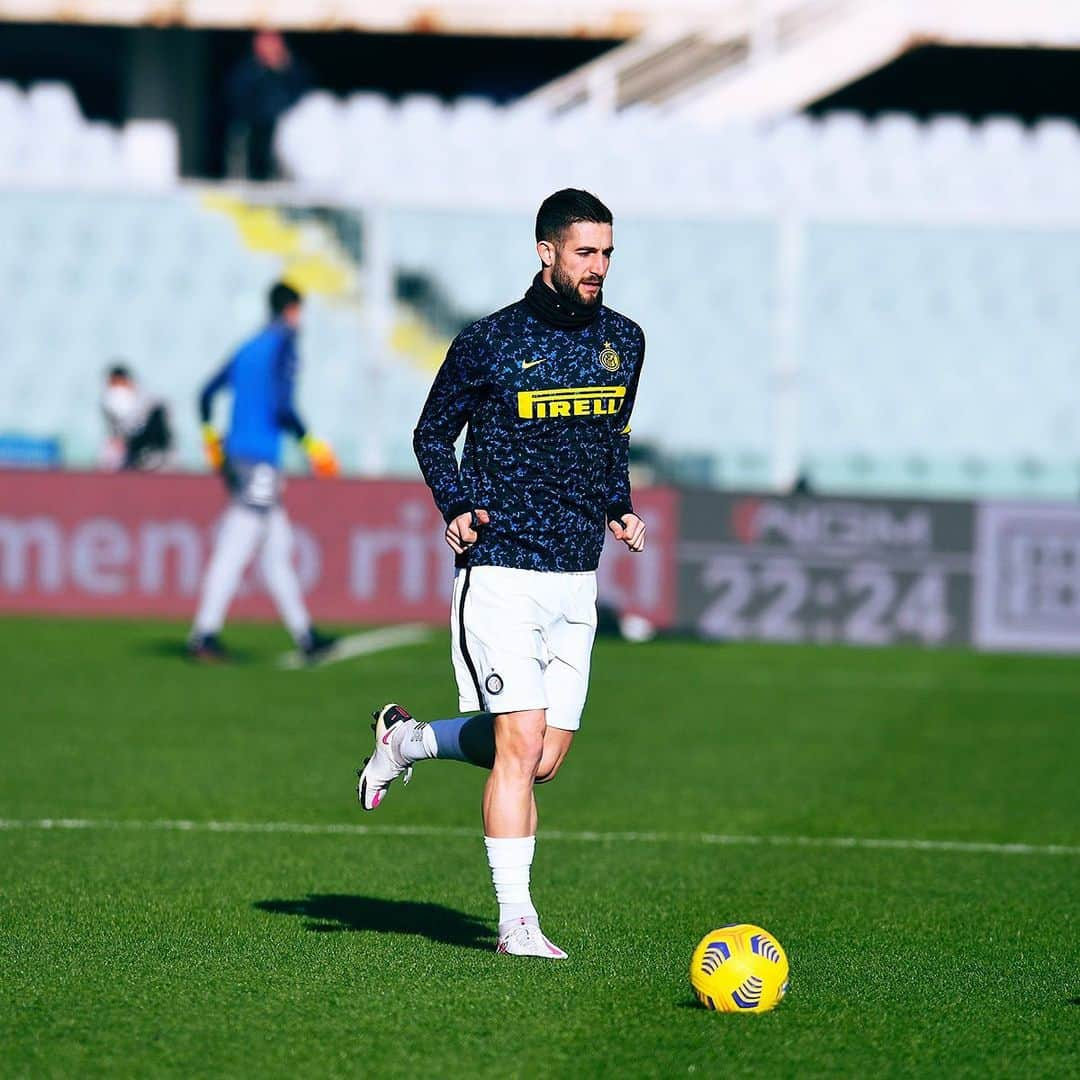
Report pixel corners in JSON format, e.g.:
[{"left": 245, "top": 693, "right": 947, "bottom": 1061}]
[
  {"left": 302, "top": 434, "right": 339, "bottom": 478},
  {"left": 201, "top": 424, "right": 224, "bottom": 471}
]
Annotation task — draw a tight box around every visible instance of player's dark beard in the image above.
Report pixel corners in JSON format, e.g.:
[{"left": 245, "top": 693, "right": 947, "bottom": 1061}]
[
  {"left": 524, "top": 270, "right": 602, "bottom": 330},
  {"left": 552, "top": 261, "right": 603, "bottom": 309}
]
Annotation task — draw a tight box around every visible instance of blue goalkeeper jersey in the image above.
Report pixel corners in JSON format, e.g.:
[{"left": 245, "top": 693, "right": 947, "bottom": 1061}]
[
  {"left": 413, "top": 295, "right": 645, "bottom": 573},
  {"left": 198, "top": 320, "right": 306, "bottom": 467}
]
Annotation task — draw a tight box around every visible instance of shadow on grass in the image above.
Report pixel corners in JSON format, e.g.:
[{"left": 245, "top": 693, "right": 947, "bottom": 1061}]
[
  {"left": 133, "top": 638, "right": 257, "bottom": 664},
  {"left": 254, "top": 894, "right": 494, "bottom": 950}
]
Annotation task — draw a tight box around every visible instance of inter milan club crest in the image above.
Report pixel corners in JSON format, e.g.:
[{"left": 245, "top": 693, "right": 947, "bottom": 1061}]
[
  {"left": 598, "top": 342, "right": 621, "bottom": 371},
  {"left": 485, "top": 672, "right": 504, "bottom": 695}
]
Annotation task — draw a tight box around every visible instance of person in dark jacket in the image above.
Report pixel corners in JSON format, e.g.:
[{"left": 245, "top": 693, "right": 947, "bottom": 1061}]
[
  {"left": 355, "top": 190, "right": 648, "bottom": 959},
  {"left": 226, "top": 30, "right": 310, "bottom": 180}
]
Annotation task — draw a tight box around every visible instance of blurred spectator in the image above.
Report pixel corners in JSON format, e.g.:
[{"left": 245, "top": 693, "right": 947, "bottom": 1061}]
[
  {"left": 100, "top": 364, "right": 173, "bottom": 471},
  {"left": 226, "top": 30, "right": 311, "bottom": 180}
]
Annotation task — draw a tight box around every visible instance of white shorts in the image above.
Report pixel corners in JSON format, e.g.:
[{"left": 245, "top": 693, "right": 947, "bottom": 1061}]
[
  {"left": 451, "top": 565, "right": 598, "bottom": 732},
  {"left": 225, "top": 460, "right": 283, "bottom": 511}
]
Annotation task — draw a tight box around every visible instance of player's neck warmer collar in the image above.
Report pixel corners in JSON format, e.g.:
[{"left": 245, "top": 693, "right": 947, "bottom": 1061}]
[{"left": 525, "top": 273, "right": 601, "bottom": 330}]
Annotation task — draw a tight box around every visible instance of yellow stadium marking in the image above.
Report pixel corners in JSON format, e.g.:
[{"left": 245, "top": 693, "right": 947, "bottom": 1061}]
[{"left": 199, "top": 192, "right": 356, "bottom": 298}]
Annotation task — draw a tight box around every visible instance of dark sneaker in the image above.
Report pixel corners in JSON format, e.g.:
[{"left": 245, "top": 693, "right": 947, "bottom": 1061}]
[
  {"left": 300, "top": 628, "right": 338, "bottom": 664},
  {"left": 187, "top": 633, "right": 228, "bottom": 663}
]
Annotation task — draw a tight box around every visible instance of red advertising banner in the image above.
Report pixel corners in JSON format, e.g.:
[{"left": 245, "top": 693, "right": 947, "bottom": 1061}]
[{"left": 0, "top": 471, "right": 678, "bottom": 627}]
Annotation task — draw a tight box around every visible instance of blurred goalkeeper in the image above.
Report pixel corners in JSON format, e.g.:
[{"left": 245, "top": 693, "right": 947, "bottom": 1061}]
[{"left": 188, "top": 281, "right": 339, "bottom": 663}]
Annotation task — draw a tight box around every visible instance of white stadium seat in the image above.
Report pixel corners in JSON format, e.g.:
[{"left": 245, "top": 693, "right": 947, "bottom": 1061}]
[
  {"left": 26, "top": 82, "right": 82, "bottom": 133},
  {"left": 0, "top": 81, "right": 179, "bottom": 188}
]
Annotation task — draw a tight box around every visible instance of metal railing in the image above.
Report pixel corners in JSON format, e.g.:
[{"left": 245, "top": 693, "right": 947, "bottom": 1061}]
[
  {"left": 521, "top": 0, "right": 1080, "bottom": 118},
  {"left": 520, "top": 0, "right": 880, "bottom": 114}
]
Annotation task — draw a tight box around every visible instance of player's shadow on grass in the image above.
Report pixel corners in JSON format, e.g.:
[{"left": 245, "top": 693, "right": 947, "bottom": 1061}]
[
  {"left": 134, "top": 638, "right": 257, "bottom": 664},
  {"left": 254, "top": 894, "right": 494, "bottom": 950}
]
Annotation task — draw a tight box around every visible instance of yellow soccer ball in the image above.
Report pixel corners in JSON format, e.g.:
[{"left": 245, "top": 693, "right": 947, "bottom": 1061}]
[{"left": 690, "top": 924, "right": 789, "bottom": 1013}]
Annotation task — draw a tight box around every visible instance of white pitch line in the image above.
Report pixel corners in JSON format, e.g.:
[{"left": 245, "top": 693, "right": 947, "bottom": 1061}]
[
  {"left": 278, "top": 624, "right": 431, "bottom": 670},
  {"left": 0, "top": 817, "right": 1076, "bottom": 857},
  {"left": 684, "top": 669, "right": 1080, "bottom": 697}
]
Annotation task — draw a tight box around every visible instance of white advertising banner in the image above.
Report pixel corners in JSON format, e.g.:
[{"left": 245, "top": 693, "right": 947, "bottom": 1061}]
[{"left": 973, "top": 502, "right": 1080, "bottom": 653}]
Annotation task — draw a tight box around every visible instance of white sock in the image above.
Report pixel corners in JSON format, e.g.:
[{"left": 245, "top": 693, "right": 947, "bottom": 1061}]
[
  {"left": 484, "top": 835, "right": 538, "bottom": 927},
  {"left": 260, "top": 507, "right": 312, "bottom": 645},
  {"left": 397, "top": 723, "right": 438, "bottom": 764},
  {"left": 192, "top": 504, "right": 263, "bottom": 637}
]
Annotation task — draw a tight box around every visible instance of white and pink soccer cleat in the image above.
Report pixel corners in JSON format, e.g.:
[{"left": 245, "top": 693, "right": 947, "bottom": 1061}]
[
  {"left": 356, "top": 703, "right": 417, "bottom": 811},
  {"left": 496, "top": 917, "right": 568, "bottom": 960}
]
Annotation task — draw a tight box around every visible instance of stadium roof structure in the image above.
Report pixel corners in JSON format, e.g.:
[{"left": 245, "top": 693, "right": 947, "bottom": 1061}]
[
  {"left": 3, "top": 0, "right": 1079, "bottom": 47},
  {"left": 523, "top": 0, "right": 1080, "bottom": 121},
  {"left": 5, "top": 0, "right": 1080, "bottom": 123},
  {"left": 0, "top": 0, "right": 688, "bottom": 35}
]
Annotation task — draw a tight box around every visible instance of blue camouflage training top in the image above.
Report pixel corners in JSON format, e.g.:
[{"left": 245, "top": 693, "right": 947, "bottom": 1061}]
[{"left": 413, "top": 289, "right": 645, "bottom": 573}]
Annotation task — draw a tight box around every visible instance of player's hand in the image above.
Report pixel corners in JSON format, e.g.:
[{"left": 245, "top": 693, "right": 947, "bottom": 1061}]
[
  {"left": 302, "top": 434, "right": 340, "bottom": 478},
  {"left": 201, "top": 424, "right": 224, "bottom": 471},
  {"left": 609, "top": 513, "right": 646, "bottom": 553},
  {"left": 446, "top": 509, "right": 489, "bottom": 554}
]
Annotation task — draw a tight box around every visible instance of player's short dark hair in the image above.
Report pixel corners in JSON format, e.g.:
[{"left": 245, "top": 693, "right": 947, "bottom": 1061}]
[
  {"left": 535, "top": 189, "right": 613, "bottom": 244},
  {"left": 269, "top": 281, "right": 302, "bottom": 317},
  {"left": 107, "top": 363, "right": 132, "bottom": 381}
]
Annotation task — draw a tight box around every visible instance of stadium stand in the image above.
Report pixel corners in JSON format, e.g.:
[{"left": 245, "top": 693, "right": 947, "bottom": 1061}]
[
  {"left": 278, "top": 97, "right": 1080, "bottom": 495},
  {"left": 0, "top": 81, "right": 178, "bottom": 187},
  {"left": 3, "top": 73, "right": 1080, "bottom": 497},
  {"left": 273, "top": 95, "right": 1080, "bottom": 217},
  {"left": 0, "top": 188, "right": 431, "bottom": 473}
]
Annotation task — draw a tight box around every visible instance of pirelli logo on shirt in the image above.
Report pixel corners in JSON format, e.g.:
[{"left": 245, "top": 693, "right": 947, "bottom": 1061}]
[{"left": 517, "top": 385, "right": 626, "bottom": 420}]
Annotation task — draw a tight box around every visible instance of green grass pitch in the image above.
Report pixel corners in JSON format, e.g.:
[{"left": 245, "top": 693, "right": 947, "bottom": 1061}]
[{"left": 1, "top": 616, "right": 1078, "bottom": 1078}]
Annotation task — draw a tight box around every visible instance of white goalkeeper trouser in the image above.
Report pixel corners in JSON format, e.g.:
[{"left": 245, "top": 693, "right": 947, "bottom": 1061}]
[{"left": 192, "top": 504, "right": 310, "bottom": 643}]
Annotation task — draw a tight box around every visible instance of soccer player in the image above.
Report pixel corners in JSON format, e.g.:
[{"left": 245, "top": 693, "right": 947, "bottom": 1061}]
[
  {"left": 356, "top": 190, "right": 646, "bottom": 958},
  {"left": 188, "top": 281, "right": 340, "bottom": 663}
]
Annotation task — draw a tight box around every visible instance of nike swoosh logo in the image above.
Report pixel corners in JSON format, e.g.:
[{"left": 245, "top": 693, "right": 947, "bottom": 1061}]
[{"left": 522, "top": 357, "right": 548, "bottom": 370}]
